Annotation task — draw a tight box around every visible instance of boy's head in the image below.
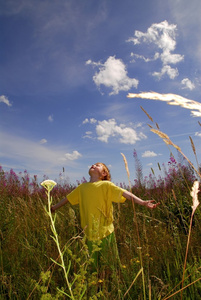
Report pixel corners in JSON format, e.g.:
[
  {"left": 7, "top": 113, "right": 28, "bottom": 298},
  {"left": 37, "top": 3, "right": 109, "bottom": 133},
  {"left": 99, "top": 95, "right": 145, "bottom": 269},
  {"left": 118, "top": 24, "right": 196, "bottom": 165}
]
[
  {"left": 89, "top": 162, "right": 111, "bottom": 181},
  {"left": 99, "top": 162, "right": 111, "bottom": 181}
]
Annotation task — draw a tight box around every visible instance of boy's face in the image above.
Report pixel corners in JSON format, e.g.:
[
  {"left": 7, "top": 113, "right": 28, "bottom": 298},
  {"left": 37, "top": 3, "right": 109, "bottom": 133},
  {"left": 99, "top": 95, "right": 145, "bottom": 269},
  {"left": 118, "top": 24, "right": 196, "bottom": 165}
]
[{"left": 89, "top": 163, "right": 106, "bottom": 179}]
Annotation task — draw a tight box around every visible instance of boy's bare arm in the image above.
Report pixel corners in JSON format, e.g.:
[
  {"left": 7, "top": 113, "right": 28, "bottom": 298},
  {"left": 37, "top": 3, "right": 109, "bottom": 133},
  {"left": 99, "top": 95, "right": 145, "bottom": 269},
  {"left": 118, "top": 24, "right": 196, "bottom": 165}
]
[
  {"left": 122, "top": 190, "right": 159, "bottom": 209},
  {"left": 51, "top": 197, "right": 68, "bottom": 213}
]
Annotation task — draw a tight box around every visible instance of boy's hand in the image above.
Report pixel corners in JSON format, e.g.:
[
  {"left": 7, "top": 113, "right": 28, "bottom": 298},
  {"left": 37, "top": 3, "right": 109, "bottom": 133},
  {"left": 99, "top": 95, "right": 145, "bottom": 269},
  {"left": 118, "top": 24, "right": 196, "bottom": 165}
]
[{"left": 145, "top": 200, "right": 160, "bottom": 209}]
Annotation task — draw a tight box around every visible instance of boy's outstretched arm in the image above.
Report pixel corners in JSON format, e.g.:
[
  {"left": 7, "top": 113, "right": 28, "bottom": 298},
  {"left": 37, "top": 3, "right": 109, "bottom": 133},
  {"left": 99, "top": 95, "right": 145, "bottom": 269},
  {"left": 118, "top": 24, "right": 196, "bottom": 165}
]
[
  {"left": 122, "top": 190, "right": 160, "bottom": 209},
  {"left": 51, "top": 197, "right": 68, "bottom": 213}
]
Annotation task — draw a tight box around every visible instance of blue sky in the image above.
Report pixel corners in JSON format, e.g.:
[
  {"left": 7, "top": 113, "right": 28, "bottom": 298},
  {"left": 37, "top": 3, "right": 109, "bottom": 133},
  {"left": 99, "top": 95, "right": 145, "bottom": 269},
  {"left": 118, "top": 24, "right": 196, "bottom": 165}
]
[{"left": 1, "top": 0, "right": 201, "bottom": 184}]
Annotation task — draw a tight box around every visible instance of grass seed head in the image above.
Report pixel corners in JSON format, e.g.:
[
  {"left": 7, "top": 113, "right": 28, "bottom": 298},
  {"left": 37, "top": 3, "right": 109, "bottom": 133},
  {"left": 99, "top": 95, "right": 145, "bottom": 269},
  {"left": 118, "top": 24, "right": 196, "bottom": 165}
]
[{"left": 191, "top": 180, "right": 199, "bottom": 214}]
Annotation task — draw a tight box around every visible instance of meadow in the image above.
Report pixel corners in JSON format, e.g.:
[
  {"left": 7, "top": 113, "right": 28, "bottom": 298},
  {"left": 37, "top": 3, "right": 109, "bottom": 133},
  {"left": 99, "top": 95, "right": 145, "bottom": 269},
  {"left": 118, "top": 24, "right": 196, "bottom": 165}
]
[{"left": 1, "top": 149, "right": 201, "bottom": 300}]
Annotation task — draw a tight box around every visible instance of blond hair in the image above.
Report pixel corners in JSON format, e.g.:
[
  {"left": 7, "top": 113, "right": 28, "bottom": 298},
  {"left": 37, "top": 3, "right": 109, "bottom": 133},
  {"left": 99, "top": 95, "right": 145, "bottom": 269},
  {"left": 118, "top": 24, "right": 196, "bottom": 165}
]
[{"left": 96, "top": 162, "right": 111, "bottom": 181}]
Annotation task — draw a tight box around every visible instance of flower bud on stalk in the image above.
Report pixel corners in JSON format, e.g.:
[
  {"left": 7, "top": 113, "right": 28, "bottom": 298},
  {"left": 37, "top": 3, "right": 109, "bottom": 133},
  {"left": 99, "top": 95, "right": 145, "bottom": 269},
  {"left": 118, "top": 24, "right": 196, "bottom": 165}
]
[{"left": 41, "top": 180, "right": 57, "bottom": 192}]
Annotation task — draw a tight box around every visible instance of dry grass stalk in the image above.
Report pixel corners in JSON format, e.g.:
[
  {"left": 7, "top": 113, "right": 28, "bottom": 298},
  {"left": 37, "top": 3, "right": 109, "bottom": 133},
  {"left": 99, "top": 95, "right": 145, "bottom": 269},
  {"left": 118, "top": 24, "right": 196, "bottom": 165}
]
[
  {"left": 150, "top": 129, "right": 170, "bottom": 141},
  {"left": 163, "top": 266, "right": 201, "bottom": 300},
  {"left": 120, "top": 152, "right": 130, "bottom": 186},
  {"left": 139, "top": 105, "right": 201, "bottom": 179},
  {"left": 162, "top": 276, "right": 201, "bottom": 300},
  {"left": 190, "top": 180, "right": 199, "bottom": 215},
  {"left": 189, "top": 136, "right": 196, "bottom": 156},
  {"left": 150, "top": 128, "right": 181, "bottom": 150},
  {"left": 150, "top": 128, "right": 200, "bottom": 179},
  {"left": 140, "top": 106, "right": 153, "bottom": 122},
  {"left": 181, "top": 181, "right": 199, "bottom": 300},
  {"left": 156, "top": 122, "right": 160, "bottom": 129},
  {"left": 127, "top": 91, "right": 201, "bottom": 117},
  {"left": 123, "top": 267, "right": 143, "bottom": 298},
  {"left": 121, "top": 152, "right": 132, "bottom": 195},
  {"left": 189, "top": 136, "right": 200, "bottom": 171}
]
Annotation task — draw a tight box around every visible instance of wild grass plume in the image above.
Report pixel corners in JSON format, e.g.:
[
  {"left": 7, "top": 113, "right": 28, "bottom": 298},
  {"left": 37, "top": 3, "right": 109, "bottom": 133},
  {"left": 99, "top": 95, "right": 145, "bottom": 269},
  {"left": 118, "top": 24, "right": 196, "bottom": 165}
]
[{"left": 127, "top": 91, "right": 201, "bottom": 117}]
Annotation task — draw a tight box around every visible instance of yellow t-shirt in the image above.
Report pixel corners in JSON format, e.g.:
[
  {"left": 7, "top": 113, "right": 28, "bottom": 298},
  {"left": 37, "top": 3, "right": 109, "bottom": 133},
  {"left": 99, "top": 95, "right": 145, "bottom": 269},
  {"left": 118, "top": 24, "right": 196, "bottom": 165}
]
[{"left": 67, "top": 180, "right": 126, "bottom": 241}]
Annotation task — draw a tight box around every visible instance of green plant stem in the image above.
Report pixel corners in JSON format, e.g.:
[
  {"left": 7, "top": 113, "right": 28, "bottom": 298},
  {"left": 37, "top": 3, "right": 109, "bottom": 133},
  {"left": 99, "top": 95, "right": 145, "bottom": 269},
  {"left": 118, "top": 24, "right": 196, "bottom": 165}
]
[{"left": 47, "top": 191, "right": 75, "bottom": 300}]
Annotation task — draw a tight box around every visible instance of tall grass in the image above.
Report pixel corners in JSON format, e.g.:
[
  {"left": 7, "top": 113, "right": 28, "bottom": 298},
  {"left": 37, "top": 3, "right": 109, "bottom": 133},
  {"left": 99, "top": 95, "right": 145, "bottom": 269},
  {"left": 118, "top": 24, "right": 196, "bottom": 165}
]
[
  {"left": 139, "top": 106, "right": 201, "bottom": 299},
  {"left": 0, "top": 148, "right": 201, "bottom": 299}
]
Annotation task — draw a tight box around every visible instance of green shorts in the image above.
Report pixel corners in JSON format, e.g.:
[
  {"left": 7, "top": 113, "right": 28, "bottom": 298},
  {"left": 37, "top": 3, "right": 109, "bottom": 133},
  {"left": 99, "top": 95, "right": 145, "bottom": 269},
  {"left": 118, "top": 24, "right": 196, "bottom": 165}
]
[{"left": 87, "top": 232, "right": 120, "bottom": 271}]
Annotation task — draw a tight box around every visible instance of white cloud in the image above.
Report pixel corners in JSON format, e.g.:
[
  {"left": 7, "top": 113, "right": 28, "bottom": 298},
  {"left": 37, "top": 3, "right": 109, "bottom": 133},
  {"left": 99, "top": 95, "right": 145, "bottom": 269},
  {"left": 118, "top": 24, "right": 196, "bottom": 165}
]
[
  {"left": 0, "top": 95, "right": 12, "bottom": 106},
  {"left": 82, "top": 118, "right": 97, "bottom": 124},
  {"left": 84, "top": 118, "right": 147, "bottom": 144},
  {"left": 152, "top": 65, "right": 179, "bottom": 80},
  {"left": 142, "top": 150, "right": 157, "bottom": 158},
  {"left": 48, "top": 115, "right": 54, "bottom": 122},
  {"left": 131, "top": 52, "right": 160, "bottom": 62},
  {"left": 82, "top": 118, "right": 89, "bottom": 124},
  {"left": 39, "top": 139, "right": 47, "bottom": 144},
  {"left": 89, "top": 118, "right": 97, "bottom": 124},
  {"left": 96, "top": 119, "right": 116, "bottom": 143},
  {"left": 128, "top": 20, "right": 178, "bottom": 52},
  {"left": 86, "top": 59, "right": 100, "bottom": 67},
  {"left": 85, "top": 131, "right": 92, "bottom": 135},
  {"left": 195, "top": 132, "right": 201, "bottom": 137},
  {"left": 64, "top": 150, "right": 82, "bottom": 160},
  {"left": 128, "top": 20, "right": 184, "bottom": 80},
  {"left": 82, "top": 131, "right": 94, "bottom": 140},
  {"left": 0, "top": 131, "right": 82, "bottom": 172},
  {"left": 161, "top": 51, "right": 184, "bottom": 65},
  {"left": 181, "top": 78, "right": 195, "bottom": 90},
  {"left": 87, "top": 56, "right": 139, "bottom": 95}
]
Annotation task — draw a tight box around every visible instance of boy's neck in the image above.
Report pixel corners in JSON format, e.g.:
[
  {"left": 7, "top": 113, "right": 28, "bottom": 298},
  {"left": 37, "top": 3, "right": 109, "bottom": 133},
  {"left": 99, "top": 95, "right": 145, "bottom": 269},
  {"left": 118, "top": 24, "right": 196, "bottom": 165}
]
[{"left": 89, "top": 175, "right": 102, "bottom": 183}]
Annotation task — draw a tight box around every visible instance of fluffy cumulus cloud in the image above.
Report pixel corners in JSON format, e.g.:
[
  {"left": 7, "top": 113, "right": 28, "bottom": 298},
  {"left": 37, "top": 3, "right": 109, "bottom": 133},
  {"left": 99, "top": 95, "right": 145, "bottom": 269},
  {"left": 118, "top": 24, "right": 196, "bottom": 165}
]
[
  {"left": 142, "top": 150, "right": 157, "bottom": 157},
  {"left": 181, "top": 78, "right": 195, "bottom": 90},
  {"left": 87, "top": 21, "right": 187, "bottom": 94},
  {"left": 128, "top": 20, "right": 184, "bottom": 80},
  {"left": 152, "top": 65, "right": 179, "bottom": 80},
  {"left": 83, "top": 118, "right": 147, "bottom": 144},
  {"left": 64, "top": 150, "right": 82, "bottom": 161},
  {"left": 0, "top": 95, "right": 12, "bottom": 106},
  {"left": 86, "top": 56, "right": 139, "bottom": 95}
]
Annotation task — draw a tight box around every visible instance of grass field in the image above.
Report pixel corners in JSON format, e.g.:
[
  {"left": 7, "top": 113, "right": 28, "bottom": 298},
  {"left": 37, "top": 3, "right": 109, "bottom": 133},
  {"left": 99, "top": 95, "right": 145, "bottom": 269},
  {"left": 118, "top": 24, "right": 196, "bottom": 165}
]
[{"left": 1, "top": 152, "right": 201, "bottom": 299}]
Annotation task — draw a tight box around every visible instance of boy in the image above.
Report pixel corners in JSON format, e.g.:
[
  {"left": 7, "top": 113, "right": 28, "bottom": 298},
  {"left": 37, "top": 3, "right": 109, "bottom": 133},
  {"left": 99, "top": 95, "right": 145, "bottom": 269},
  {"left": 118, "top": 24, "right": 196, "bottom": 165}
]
[{"left": 51, "top": 163, "right": 159, "bottom": 269}]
